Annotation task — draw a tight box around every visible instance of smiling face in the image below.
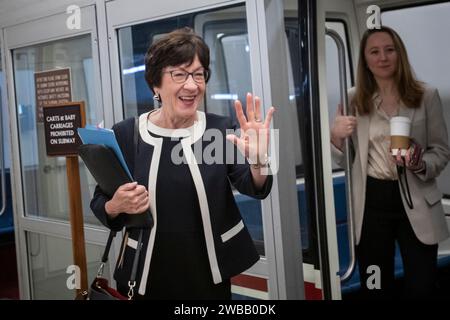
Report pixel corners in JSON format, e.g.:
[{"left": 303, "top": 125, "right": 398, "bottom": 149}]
[
  {"left": 154, "top": 55, "right": 206, "bottom": 120},
  {"left": 364, "top": 32, "right": 398, "bottom": 81}
]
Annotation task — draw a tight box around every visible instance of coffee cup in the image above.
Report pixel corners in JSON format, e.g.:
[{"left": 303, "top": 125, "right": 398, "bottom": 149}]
[{"left": 390, "top": 116, "right": 411, "bottom": 156}]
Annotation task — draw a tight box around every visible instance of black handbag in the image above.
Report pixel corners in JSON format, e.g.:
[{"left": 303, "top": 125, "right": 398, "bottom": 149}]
[{"left": 76, "top": 229, "right": 143, "bottom": 300}]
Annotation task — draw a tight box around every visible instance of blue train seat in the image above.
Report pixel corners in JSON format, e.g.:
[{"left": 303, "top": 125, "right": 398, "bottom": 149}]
[{"left": 0, "top": 171, "right": 14, "bottom": 236}]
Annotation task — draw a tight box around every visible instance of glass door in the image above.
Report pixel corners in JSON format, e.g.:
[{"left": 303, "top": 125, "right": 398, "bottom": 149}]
[{"left": 4, "top": 5, "right": 113, "bottom": 299}]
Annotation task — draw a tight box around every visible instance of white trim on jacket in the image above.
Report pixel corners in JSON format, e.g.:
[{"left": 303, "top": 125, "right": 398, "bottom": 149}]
[
  {"left": 136, "top": 111, "right": 219, "bottom": 294},
  {"left": 221, "top": 220, "right": 244, "bottom": 243}
]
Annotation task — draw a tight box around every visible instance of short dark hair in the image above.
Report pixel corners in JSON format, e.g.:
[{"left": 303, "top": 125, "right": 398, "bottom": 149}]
[{"left": 144, "top": 27, "right": 210, "bottom": 93}]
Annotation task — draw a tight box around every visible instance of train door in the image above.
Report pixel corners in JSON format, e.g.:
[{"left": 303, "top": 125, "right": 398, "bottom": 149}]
[
  {"left": 3, "top": 5, "right": 115, "bottom": 299},
  {"left": 316, "top": 0, "right": 360, "bottom": 298},
  {"left": 105, "top": 0, "right": 308, "bottom": 299}
]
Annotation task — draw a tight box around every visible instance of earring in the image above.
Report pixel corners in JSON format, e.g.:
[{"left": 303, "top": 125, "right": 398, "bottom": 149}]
[{"left": 153, "top": 93, "right": 161, "bottom": 107}]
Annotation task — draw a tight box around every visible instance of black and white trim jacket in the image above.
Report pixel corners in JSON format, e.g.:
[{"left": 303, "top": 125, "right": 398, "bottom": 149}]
[{"left": 90, "top": 111, "right": 272, "bottom": 296}]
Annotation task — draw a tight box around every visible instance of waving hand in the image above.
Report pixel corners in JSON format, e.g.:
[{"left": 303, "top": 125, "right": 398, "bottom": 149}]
[{"left": 226, "top": 93, "right": 275, "bottom": 166}]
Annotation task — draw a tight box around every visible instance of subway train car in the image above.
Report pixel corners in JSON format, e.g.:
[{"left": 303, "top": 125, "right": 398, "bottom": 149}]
[{"left": 1, "top": 0, "right": 450, "bottom": 300}]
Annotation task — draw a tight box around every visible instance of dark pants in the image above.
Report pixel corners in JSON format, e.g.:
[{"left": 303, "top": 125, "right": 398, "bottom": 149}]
[{"left": 356, "top": 176, "right": 438, "bottom": 299}]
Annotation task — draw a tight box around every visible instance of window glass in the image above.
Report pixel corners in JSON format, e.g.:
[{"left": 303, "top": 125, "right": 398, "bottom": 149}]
[
  {"left": 202, "top": 19, "right": 249, "bottom": 123},
  {"left": 13, "top": 35, "right": 100, "bottom": 224},
  {"left": 0, "top": 48, "right": 11, "bottom": 170},
  {"left": 284, "top": 18, "right": 309, "bottom": 250},
  {"left": 27, "top": 232, "right": 108, "bottom": 299},
  {"left": 119, "top": 17, "right": 190, "bottom": 118}
]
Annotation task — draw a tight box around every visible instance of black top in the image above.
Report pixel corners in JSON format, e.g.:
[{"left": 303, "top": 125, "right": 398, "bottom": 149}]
[{"left": 145, "top": 133, "right": 228, "bottom": 299}]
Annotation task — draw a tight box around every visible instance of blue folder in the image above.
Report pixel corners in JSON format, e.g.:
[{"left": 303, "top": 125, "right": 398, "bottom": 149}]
[{"left": 77, "top": 125, "right": 132, "bottom": 179}]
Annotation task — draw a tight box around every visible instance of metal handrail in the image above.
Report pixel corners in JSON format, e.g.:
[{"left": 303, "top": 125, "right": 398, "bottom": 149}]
[{"left": 325, "top": 29, "right": 355, "bottom": 282}]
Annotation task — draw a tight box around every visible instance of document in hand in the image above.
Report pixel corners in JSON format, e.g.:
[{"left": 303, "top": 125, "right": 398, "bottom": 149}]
[
  {"left": 77, "top": 125, "right": 132, "bottom": 179},
  {"left": 78, "top": 144, "right": 131, "bottom": 198},
  {"left": 77, "top": 126, "right": 153, "bottom": 229}
]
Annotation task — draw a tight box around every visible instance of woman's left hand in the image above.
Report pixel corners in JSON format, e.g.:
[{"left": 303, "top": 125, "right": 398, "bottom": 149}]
[
  {"left": 226, "top": 93, "right": 275, "bottom": 166},
  {"left": 394, "top": 139, "right": 425, "bottom": 171}
]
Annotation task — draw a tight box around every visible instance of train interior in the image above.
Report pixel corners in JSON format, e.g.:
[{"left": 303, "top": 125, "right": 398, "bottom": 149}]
[{"left": 1, "top": 0, "right": 450, "bottom": 299}]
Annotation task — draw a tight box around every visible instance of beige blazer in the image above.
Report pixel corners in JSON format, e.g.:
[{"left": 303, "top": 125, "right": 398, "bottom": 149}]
[{"left": 332, "top": 85, "right": 450, "bottom": 245}]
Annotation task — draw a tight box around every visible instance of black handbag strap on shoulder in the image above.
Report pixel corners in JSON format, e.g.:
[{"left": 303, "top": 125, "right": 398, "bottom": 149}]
[{"left": 134, "top": 115, "right": 139, "bottom": 155}]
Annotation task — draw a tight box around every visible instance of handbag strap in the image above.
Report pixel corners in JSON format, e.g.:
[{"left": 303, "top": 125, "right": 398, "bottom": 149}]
[
  {"left": 397, "top": 159, "right": 414, "bottom": 209},
  {"left": 126, "top": 116, "right": 144, "bottom": 299},
  {"left": 127, "top": 228, "right": 144, "bottom": 299},
  {"left": 134, "top": 116, "right": 139, "bottom": 156},
  {"left": 96, "top": 116, "right": 144, "bottom": 298},
  {"left": 96, "top": 230, "right": 116, "bottom": 277},
  {"left": 98, "top": 229, "right": 144, "bottom": 300},
  {"left": 97, "top": 228, "right": 144, "bottom": 300},
  {"left": 101, "top": 230, "right": 116, "bottom": 263}
]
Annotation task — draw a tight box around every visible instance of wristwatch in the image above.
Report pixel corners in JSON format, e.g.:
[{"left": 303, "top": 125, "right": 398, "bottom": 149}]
[{"left": 251, "top": 154, "right": 270, "bottom": 169}]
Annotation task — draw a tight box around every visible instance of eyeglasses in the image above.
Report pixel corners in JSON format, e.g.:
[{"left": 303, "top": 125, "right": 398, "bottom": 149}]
[{"left": 164, "top": 69, "right": 209, "bottom": 84}]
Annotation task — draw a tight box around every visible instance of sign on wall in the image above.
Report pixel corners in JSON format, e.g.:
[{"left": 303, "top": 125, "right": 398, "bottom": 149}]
[
  {"left": 35, "top": 68, "right": 72, "bottom": 122},
  {"left": 43, "top": 101, "right": 85, "bottom": 157}
]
